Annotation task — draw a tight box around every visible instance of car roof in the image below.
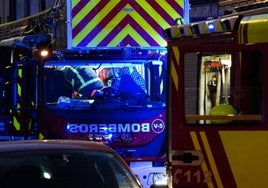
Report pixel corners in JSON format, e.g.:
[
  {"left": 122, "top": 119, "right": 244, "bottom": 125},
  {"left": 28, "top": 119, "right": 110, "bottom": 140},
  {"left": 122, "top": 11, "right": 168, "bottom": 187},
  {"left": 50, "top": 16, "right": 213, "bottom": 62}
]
[{"left": 0, "top": 139, "right": 115, "bottom": 153}]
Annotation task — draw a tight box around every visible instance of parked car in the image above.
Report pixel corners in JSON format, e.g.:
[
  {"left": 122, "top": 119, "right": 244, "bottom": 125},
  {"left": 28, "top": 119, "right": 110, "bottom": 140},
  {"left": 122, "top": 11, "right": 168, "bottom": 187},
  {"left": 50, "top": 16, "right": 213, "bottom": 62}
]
[{"left": 0, "top": 139, "right": 142, "bottom": 188}]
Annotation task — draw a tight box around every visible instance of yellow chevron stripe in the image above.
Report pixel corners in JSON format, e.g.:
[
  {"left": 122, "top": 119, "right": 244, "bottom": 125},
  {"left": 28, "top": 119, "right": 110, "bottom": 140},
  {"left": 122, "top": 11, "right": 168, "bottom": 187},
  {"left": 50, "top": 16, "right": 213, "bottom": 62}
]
[
  {"left": 72, "top": 0, "right": 79, "bottom": 7},
  {"left": 72, "top": 0, "right": 96, "bottom": 28},
  {"left": 200, "top": 131, "right": 223, "bottom": 188},
  {"left": 127, "top": 3, "right": 165, "bottom": 44},
  {"left": 171, "top": 46, "right": 179, "bottom": 91},
  {"left": 82, "top": 2, "right": 129, "bottom": 46},
  {"left": 136, "top": 1, "right": 170, "bottom": 29},
  {"left": 190, "top": 131, "right": 214, "bottom": 188},
  {"left": 79, "top": 3, "right": 166, "bottom": 46},
  {"left": 73, "top": 1, "right": 181, "bottom": 46},
  {"left": 155, "top": 0, "right": 184, "bottom": 25},
  {"left": 109, "top": 25, "right": 150, "bottom": 46},
  {"left": 73, "top": 1, "right": 119, "bottom": 45}
]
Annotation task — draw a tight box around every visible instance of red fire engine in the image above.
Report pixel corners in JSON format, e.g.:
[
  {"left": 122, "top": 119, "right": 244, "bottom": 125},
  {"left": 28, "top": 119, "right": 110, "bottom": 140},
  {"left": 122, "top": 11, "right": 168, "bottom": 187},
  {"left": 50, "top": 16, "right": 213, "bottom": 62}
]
[
  {"left": 0, "top": 0, "right": 187, "bottom": 187},
  {"left": 165, "top": 1, "right": 268, "bottom": 187}
]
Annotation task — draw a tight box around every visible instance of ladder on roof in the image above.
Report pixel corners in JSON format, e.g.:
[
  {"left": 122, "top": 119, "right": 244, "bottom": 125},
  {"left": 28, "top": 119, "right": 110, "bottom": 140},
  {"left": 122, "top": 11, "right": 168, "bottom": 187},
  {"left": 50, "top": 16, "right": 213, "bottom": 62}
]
[
  {"left": 0, "top": 9, "right": 51, "bottom": 42},
  {"left": 0, "top": 0, "right": 66, "bottom": 49}
]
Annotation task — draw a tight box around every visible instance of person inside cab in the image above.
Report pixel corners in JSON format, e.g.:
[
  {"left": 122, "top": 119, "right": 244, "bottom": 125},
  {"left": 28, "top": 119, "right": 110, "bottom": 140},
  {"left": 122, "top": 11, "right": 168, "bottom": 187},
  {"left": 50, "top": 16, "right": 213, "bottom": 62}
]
[{"left": 61, "top": 66, "right": 104, "bottom": 99}]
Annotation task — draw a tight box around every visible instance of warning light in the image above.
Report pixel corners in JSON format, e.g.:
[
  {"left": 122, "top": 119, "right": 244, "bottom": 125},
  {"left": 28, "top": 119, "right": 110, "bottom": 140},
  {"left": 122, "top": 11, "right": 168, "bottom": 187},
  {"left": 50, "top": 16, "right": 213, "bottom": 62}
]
[
  {"left": 207, "top": 22, "right": 215, "bottom": 32},
  {"left": 40, "top": 49, "right": 49, "bottom": 57}
]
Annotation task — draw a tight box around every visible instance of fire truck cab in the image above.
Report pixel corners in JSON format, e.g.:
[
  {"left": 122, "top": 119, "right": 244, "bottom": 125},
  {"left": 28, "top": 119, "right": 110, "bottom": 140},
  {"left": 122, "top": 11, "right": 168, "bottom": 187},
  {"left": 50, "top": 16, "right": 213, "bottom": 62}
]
[
  {"left": 0, "top": 34, "right": 168, "bottom": 187},
  {"left": 0, "top": 0, "right": 187, "bottom": 187}
]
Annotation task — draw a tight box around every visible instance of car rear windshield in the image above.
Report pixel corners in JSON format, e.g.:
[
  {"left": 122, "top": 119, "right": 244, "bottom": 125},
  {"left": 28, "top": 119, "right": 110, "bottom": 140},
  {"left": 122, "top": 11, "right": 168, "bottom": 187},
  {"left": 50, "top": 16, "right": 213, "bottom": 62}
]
[{"left": 0, "top": 149, "right": 140, "bottom": 188}]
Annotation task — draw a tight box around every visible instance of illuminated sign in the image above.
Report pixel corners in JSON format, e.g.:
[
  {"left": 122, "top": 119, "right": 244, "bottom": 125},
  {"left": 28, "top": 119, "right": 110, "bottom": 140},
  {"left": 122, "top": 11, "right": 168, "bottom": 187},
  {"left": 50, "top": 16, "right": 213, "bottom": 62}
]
[{"left": 67, "top": 119, "right": 165, "bottom": 134}]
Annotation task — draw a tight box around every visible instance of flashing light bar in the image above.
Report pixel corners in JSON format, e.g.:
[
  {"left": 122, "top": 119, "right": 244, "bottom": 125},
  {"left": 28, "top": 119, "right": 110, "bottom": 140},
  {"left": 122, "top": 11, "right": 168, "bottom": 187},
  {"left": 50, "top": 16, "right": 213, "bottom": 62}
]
[
  {"left": 220, "top": 16, "right": 239, "bottom": 31},
  {"left": 164, "top": 15, "right": 239, "bottom": 39},
  {"left": 207, "top": 22, "right": 215, "bottom": 31}
]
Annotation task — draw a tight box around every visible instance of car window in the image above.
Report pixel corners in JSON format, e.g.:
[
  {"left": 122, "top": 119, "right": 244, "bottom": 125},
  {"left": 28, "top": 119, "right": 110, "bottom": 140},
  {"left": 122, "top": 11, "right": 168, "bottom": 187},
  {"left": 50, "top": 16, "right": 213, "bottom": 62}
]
[{"left": 0, "top": 149, "right": 140, "bottom": 188}]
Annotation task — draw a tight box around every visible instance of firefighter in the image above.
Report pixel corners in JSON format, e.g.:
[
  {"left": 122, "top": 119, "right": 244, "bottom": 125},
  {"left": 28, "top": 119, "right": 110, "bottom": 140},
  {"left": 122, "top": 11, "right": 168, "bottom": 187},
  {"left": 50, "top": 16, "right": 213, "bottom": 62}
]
[{"left": 61, "top": 66, "right": 104, "bottom": 99}]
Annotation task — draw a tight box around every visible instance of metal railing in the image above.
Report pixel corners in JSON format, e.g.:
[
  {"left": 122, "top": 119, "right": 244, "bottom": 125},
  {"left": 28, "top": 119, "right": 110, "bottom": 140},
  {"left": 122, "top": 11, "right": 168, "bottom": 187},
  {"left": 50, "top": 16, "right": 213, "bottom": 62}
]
[
  {"left": 0, "top": 0, "right": 67, "bottom": 49},
  {"left": 0, "top": 9, "right": 52, "bottom": 42}
]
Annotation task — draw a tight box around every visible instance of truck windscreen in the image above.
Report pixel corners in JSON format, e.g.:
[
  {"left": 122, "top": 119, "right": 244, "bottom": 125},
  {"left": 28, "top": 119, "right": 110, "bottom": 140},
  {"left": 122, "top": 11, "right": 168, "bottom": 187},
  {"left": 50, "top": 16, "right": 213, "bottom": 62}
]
[{"left": 42, "top": 60, "right": 166, "bottom": 110}]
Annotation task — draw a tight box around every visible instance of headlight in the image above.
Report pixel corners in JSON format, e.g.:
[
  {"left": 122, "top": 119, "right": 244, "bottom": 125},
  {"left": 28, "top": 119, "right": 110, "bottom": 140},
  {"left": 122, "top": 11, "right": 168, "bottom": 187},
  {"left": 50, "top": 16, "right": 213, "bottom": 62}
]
[{"left": 148, "top": 172, "right": 168, "bottom": 186}]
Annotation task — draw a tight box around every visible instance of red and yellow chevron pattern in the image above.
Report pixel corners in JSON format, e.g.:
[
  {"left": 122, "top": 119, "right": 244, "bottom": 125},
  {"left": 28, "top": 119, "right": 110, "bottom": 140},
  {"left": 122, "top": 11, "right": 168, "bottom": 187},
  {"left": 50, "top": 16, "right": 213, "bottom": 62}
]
[{"left": 71, "top": 0, "right": 184, "bottom": 47}]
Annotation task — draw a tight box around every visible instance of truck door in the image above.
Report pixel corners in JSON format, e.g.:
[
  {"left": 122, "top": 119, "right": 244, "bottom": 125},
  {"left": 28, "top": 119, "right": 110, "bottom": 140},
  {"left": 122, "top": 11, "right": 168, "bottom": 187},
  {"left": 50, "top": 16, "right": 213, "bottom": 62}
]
[
  {"left": 168, "top": 46, "right": 267, "bottom": 187},
  {"left": 165, "top": 11, "right": 268, "bottom": 187}
]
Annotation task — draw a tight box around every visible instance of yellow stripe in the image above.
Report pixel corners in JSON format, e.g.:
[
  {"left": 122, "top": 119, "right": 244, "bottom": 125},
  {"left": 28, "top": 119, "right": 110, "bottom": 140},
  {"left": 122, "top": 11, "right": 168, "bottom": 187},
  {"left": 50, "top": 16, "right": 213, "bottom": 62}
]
[
  {"left": 190, "top": 131, "right": 214, "bottom": 188},
  {"left": 72, "top": 0, "right": 79, "bottom": 7},
  {"left": 109, "top": 25, "right": 151, "bottom": 46},
  {"left": 17, "top": 69, "right": 22, "bottom": 108},
  {"left": 247, "top": 14, "right": 268, "bottom": 43},
  {"left": 200, "top": 131, "right": 223, "bottom": 188},
  {"left": 124, "top": 5, "right": 164, "bottom": 41},
  {"left": 129, "top": 2, "right": 165, "bottom": 43},
  {"left": 238, "top": 20, "right": 244, "bottom": 44},
  {"left": 156, "top": 0, "right": 184, "bottom": 21},
  {"left": 89, "top": 3, "right": 166, "bottom": 46},
  {"left": 171, "top": 47, "right": 180, "bottom": 91},
  {"left": 137, "top": 0, "right": 171, "bottom": 29},
  {"left": 73, "top": 0, "right": 120, "bottom": 45},
  {"left": 220, "top": 131, "right": 268, "bottom": 187},
  {"left": 39, "top": 133, "right": 44, "bottom": 140},
  {"left": 238, "top": 14, "right": 268, "bottom": 44},
  {"left": 17, "top": 83, "right": 21, "bottom": 98},
  {"left": 72, "top": 0, "right": 97, "bottom": 28},
  {"left": 13, "top": 115, "right": 20, "bottom": 131},
  {"left": 72, "top": 0, "right": 177, "bottom": 46},
  {"left": 155, "top": 0, "right": 184, "bottom": 27},
  {"left": 18, "top": 68, "right": 22, "bottom": 78},
  {"left": 172, "top": 46, "right": 180, "bottom": 67}
]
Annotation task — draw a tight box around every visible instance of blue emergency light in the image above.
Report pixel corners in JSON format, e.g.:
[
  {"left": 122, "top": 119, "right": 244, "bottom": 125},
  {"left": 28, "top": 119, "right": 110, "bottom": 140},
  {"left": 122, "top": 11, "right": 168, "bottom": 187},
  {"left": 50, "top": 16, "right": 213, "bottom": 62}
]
[{"left": 207, "top": 22, "right": 215, "bottom": 32}]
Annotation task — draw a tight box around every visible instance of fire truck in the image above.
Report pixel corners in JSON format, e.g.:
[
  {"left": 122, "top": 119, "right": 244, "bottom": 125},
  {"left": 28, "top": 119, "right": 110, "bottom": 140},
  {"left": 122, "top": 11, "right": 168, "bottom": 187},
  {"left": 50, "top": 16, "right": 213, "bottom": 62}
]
[
  {"left": 164, "top": 1, "right": 268, "bottom": 187},
  {"left": 0, "top": 0, "right": 187, "bottom": 187}
]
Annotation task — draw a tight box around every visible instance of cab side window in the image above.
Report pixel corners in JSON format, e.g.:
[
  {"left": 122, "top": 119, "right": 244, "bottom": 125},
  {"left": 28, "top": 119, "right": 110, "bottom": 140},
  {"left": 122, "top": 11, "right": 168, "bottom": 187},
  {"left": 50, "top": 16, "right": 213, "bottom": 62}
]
[
  {"left": 184, "top": 51, "right": 262, "bottom": 125},
  {"left": 232, "top": 51, "right": 262, "bottom": 115}
]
